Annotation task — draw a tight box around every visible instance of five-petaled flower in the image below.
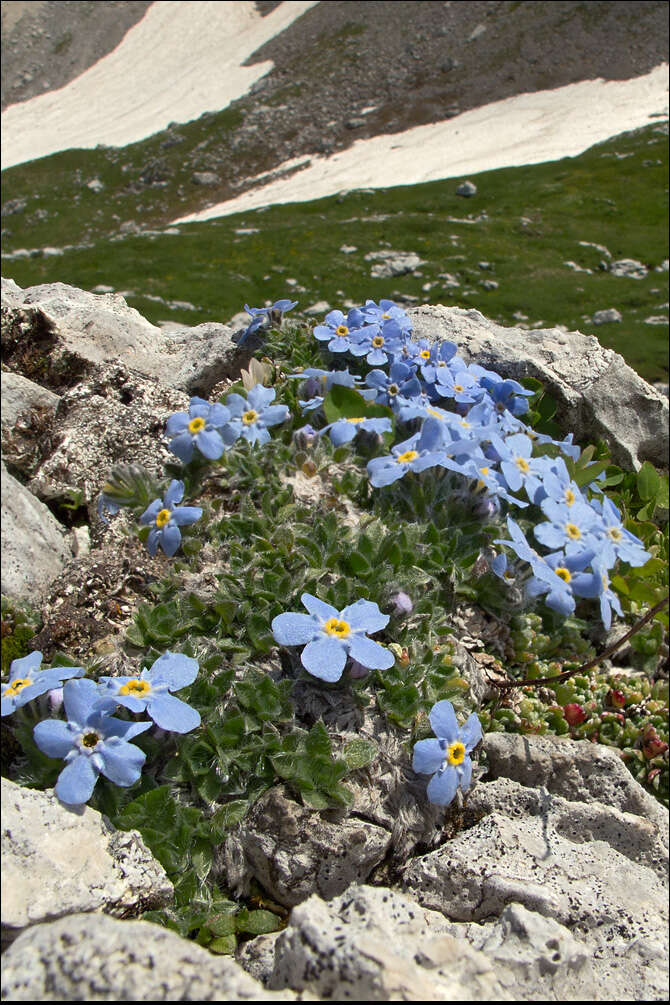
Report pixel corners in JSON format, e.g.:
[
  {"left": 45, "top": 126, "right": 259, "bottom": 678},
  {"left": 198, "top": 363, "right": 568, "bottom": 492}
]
[
  {"left": 33, "top": 678, "right": 151, "bottom": 805},
  {"left": 165, "top": 397, "right": 231, "bottom": 464},
  {"left": 272, "top": 593, "right": 395, "bottom": 682},
  {"left": 220, "top": 384, "right": 290, "bottom": 447},
  {"left": 139, "top": 480, "right": 202, "bottom": 557},
  {"left": 98, "top": 651, "right": 201, "bottom": 733},
  {"left": 412, "top": 700, "right": 482, "bottom": 806},
  {"left": 2, "top": 652, "right": 86, "bottom": 717}
]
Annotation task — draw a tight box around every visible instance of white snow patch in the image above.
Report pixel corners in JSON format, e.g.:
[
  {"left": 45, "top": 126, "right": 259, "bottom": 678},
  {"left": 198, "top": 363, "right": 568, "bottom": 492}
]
[
  {"left": 172, "top": 63, "right": 669, "bottom": 224},
  {"left": 1, "top": 0, "right": 318, "bottom": 170}
]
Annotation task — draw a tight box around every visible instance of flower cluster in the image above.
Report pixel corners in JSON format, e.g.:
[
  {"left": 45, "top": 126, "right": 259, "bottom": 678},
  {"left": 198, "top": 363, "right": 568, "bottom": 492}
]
[
  {"left": 165, "top": 385, "right": 290, "bottom": 463},
  {"left": 294, "top": 298, "right": 651, "bottom": 629},
  {"left": 3, "top": 651, "right": 200, "bottom": 805},
  {"left": 239, "top": 298, "right": 298, "bottom": 345}
]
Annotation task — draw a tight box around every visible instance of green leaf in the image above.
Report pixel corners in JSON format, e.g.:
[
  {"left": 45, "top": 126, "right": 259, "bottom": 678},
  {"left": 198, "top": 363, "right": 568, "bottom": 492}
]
[
  {"left": 210, "top": 800, "right": 249, "bottom": 836},
  {"left": 236, "top": 909, "right": 283, "bottom": 935},
  {"left": 637, "top": 461, "right": 661, "bottom": 501},
  {"left": 342, "top": 739, "right": 378, "bottom": 771},
  {"left": 209, "top": 935, "right": 237, "bottom": 955}
]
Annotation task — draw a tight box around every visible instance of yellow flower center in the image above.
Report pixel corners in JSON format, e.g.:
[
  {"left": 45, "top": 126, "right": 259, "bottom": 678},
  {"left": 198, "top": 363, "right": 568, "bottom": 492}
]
[
  {"left": 188, "top": 416, "right": 206, "bottom": 435},
  {"left": 447, "top": 741, "right": 466, "bottom": 766},
  {"left": 81, "top": 731, "right": 101, "bottom": 749},
  {"left": 346, "top": 417, "right": 365, "bottom": 424},
  {"left": 335, "top": 325, "right": 349, "bottom": 336},
  {"left": 565, "top": 489, "right": 576, "bottom": 506},
  {"left": 397, "top": 450, "right": 419, "bottom": 464},
  {"left": 119, "top": 679, "right": 152, "bottom": 697},
  {"left": 454, "top": 384, "right": 464, "bottom": 393},
  {"left": 480, "top": 466, "right": 490, "bottom": 476},
  {"left": 607, "top": 527, "right": 622, "bottom": 542},
  {"left": 555, "top": 567, "right": 572, "bottom": 583},
  {"left": 323, "top": 617, "right": 350, "bottom": 639},
  {"left": 242, "top": 409, "right": 259, "bottom": 425},
  {"left": 382, "top": 312, "right": 390, "bottom": 319},
  {"left": 420, "top": 350, "right": 431, "bottom": 359},
  {"left": 5, "top": 677, "right": 32, "bottom": 698},
  {"left": 515, "top": 457, "right": 530, "bottom": 473},
  {"left": 388, "top": 384, "right": 400, "bottom": 395},
  {"left": 155, "top": 508, "right": 171, "bottom": 528},
  {"left": 372, "top": 336, "right": 385, "bottom": 348},
  {"left": 566, "top": 523, "right": 581, "bottom": 541}
]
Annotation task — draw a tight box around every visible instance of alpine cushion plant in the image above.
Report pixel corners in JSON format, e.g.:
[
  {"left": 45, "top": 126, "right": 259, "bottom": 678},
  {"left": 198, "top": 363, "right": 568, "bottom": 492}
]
[
  {"left": 272, "top": 594, "right": 395, "bottom": 682},
  {"left": 413, "top": 700, "right": 483, "bottom": 806},
  {"left": 2, "top": 652, "right": 86, "bottom": 717},
  {"left": 139, "top": 480, "right": 203, "bottom": 557},
  {"left": 98, "top": 651, "right": 201, "bottom": 733},
  {"left": 33, "top": 678, "right": 151, "bottom": 805}
]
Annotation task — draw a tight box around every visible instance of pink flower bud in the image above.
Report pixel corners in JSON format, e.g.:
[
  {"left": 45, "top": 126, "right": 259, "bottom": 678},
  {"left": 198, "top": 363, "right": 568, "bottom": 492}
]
[
  {"left": 48, "top": 687, "right": 64, "bottom": 713},
  {"left": 606, "top": 689, "right": 626, "bottom": 709},
  {"left": 389, "top": 591, "right": 413, "bottom": 617}
]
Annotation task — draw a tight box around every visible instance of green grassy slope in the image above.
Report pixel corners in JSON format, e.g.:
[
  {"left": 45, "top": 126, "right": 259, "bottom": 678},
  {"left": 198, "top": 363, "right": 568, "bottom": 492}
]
[{"left": 3, "top": 123, "right": 668, "bottom": 381}]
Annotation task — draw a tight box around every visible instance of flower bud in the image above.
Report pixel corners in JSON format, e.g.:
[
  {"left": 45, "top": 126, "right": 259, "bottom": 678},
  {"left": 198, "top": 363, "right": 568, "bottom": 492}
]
[
  {"left": 294, "top": 424, "right": 318, "bottom": 449},
  {"left": 389, "top": 591, "right": 413, "bottom": 617},
  {"left": 563, "top": 703, "right": 587, "bottom": 726},
  {"left": 642, "top": 728, "right": 668, "bottom": 759},
  {"left": 48, "top": 687, "right": 64, "bottom": 713}
]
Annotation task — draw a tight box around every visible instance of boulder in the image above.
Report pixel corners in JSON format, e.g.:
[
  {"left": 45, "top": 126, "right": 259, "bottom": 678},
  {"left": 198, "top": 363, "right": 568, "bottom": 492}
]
[
  {"left": 1, "top": 912, "right": 294, "bottom": 1001},
  {"left": 1, "top": 460, "right": 71, "bottom": 601},
  {"left": 408, "top": 304, "right": 668, "bottom": 470},
  {"left": 264, "top": 884, "right": 511, "bottom": 1000},
  {"left": 1, "top": 280, "right": 238, "bottom": 396},
  {"left": 1, "top": 778, "right": 173, "bottom": 948}
]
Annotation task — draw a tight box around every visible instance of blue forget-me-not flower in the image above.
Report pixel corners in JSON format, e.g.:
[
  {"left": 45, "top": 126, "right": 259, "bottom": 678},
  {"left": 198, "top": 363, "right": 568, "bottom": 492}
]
[
  {"left": 413, "top": 700, "right": 482, "bottom": 806},
  {"left": 272, "top": 593, "right": 395, "bottom": 682},
  {"left": 98, "top": 651, "right": 200, "bottom": 733},
  {"left": 139, "top": 480, "right": 202, "bottom": 557},
  {"left": 2, "top": 652, "right": 85, "bottom": 717}
]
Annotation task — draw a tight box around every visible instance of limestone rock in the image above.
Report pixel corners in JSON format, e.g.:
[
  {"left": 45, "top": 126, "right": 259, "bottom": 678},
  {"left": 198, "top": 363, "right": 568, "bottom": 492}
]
[
  {"left": 1, "top": 460, "right": 71, "bottom": 601},
  {"left": 609, "top": 258, "right": 648, "bottom": 279},
  {"left": 0, "top": 370, "right": 60, "bottom": 435},
  {"left": 408, "top": 304, "right": 668, "bottom": 469},
  {"left": 1, "top": 912, "right": 295, "bottom": 1001},
  {"left": 364, "top": 250, "right": 425, "bottom": 278},
  {"left": 222, "top": 787, "right": 392, "bottom": 907},
  {"left": 267, "top": 884, "right": 511, "bottom": 999},
  {"left": 1, "top": 778, "right": 173, "bottom": 947},
  {"left": 483, "top": 731, "right": 669, "bottom": 837},
  {"left": 1, "top": 280, "right": 238, "bottom": 396},
  {"left": 592, "top": 307, "right": 622, "bottom": 324}
]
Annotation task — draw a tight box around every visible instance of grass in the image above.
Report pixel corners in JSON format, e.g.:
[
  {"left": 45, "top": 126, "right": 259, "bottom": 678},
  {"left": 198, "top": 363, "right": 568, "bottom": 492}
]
[{"left": 2, "top": 123, "right": 668, "bottom": 381}]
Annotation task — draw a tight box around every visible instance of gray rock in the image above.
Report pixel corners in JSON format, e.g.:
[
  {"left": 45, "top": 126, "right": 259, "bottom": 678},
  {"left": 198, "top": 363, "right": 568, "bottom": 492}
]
[
  {"left": 1, "top": 912, "right": 294, "bottom": 1001},
  {"left": 480, "top": 279, "right": 499, "bottom": 291},
  {"left": 609, "top": 258, "right": 648, "bottom": 279},
  {"left": 1, "top": 778, "right": 173, "bottom": 947},
  {"left": 408, "top": 304, "right": 668, "bottom": 470},
  {"left": 365, "top": 250, "right": 425, "bottom": 278},
  {"left": 267, "top": 884, "right": 511, "bottom": 999},
  {"left": 1, "top": 460, "right": 71, "bottom": 601},
  {"left": 644, "top": 314, "right": 669, "bottom": 324},
  {"left": 1, "top": 280, "right": 237, "bottom": 396},
  {"left": 222, "top": 787, "right": 392, "bottom": 907},
  {"left": 1, "top": 370, "right": 60, "bottom": 435},
  {"left": 191, "top": 171, "right": 220, "bottom": 186},
  {"left": 460, "top": 902, "right": 597, "bottom": 1001},
  {"left": 483, "top": 732, "right": 669, "bottom": 837},
  {"left": 456, "top": 181, "right": 477, "bottom": 197},
  {"left": 86, "top": 177, "right": 104, "bottom": 193},
  {"left": 592, "top": 308, "right": 622, "bottom": 324}
]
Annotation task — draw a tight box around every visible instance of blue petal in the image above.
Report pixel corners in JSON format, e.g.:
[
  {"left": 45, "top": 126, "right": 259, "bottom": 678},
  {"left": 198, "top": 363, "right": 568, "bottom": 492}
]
[
  {"left": 194, "top": 429, "right": 225, "bottom": 460},
  {"left": 33, "top": 719, "right": 76, "bottom": 758},
  {"left": 429, "top": 700, "right": 459, "bottom": 742},
  {"left": 460, "top": 713, "right": 483, "bottom": 752},
  {"left": 9, "top": 651, "right": 43, "bottom": 681},
  {"left": 301, "top": 636, "right": 347, "bottom": 682},
  {"left": 55, "top": 756, "right": 99, "bottom": 805},
  {"left": 340, "top": 599, "right": 389, "bottom": 634},
  {"left": 168, "top": 432, "right": 195, "bottom": 463},
  {"left": 149, "top": 652, "right": 199, "bottom": 690},
  {"left": 164, "top": 480, "right": 185, "bottom": 508},
  {"left": 412, "top": 738, "right": 444, "bottom": 775},
  {"left": 139, "top": 499, "right": 162, "bottom": 526},
  {"left": 99, "top": 743, "right": 146, "bottom": 786},
  {"left": 346, "top": 633, "right": 394, "bottom": 670},
  {"left": 300, "top": 594, "right": 339, "bottom": 621},
  {"left": 165, "top": 413, "right": 189, "bottom": 436},
  {"left": 170, "top": 506, "right": 203, "bottom": 527},
  {"left": 272, "top": 612, "right": 319, "bottom": 646},
  {"left": 426, "top": 765, "right": 459, "bottom": 806},
  {"left": 146, "top": 528, "right": 160, "bottom": 557},
  {"left": 62, "top": 678, "right": 100, "bottom": 727},
  {"left": 160, "top": 524, "right": 182, "bottom": 556},
  {"left": 458, "top": 756, "right": 474, "bottom": 793},
  {"left": 248, "top": 385, "right": 275, "bottom": 410},
  {"left": 147, "top": 693, "right": 200, "bottom": 733}
]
